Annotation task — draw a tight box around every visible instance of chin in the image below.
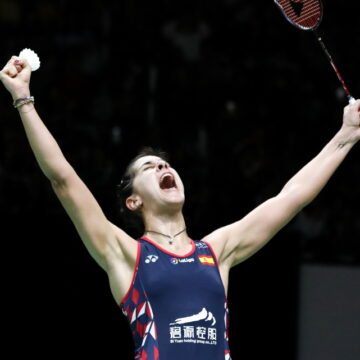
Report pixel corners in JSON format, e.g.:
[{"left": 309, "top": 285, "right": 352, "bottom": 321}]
[{"left": 164, "top": 194, "right": 185, "bottom": 209}]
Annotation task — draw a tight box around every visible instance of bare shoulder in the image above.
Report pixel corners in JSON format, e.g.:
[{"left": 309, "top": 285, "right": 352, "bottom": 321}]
[
  {"left": 201, "top": 220, "right": 249, "bottom": 268},
  {"left": 202, "top": 226, "right": 229, "bottom": 264}
]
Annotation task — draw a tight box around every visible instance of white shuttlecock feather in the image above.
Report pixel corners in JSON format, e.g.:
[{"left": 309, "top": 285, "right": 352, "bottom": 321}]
[{"left": 19, "top": 48, "right": 41, "bottom": 71}]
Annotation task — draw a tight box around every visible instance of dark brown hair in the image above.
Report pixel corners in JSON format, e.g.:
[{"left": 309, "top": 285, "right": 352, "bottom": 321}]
[{"left": 116, "top": 146, "right": 169, "bottom": 234}]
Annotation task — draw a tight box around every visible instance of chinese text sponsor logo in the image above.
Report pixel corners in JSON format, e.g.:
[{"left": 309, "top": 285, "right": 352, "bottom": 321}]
[
  {"left": 169, "top": 325, "right": 217, "bottom": 345},
  {"left": 169, "top": 308, "right": 217, "bottom": 346}
]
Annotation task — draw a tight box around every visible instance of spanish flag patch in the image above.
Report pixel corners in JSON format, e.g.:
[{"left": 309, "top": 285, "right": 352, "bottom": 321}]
[{"left": 198, "top": 255, "right": 216, "bottom": 266}]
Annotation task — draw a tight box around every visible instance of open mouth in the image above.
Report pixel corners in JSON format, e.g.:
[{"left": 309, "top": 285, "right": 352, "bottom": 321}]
[{"left": 159, "top": 173, "right": 177, "bottom": 190}]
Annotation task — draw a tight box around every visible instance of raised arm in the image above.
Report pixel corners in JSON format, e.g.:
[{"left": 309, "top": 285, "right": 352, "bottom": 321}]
[
  {"left": 0, "top": 56, "right": 137, "bottom": 299},
  {"left": 205, "top": 100, "right": 360, "bottom": 269}
]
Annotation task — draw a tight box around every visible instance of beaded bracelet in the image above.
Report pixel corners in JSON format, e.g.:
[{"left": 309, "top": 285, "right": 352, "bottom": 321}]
[{"left": 13, "top": 96, "right": 35, "bottom": 109}]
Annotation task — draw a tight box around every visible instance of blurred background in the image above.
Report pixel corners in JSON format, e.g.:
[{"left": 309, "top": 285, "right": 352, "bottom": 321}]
[{"left": 1, "top": 0, "right": 359, "bottom": 359}]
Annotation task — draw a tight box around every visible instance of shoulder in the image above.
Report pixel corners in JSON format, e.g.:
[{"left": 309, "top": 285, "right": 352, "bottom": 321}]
[{"left": 200, "top": 227, "right": 228, "bottom": 260}]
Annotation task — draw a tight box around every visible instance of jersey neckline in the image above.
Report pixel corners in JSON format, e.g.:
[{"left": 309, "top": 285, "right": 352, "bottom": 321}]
[{"left": 140, "top": 236, "right": 196, "bottom": 258}]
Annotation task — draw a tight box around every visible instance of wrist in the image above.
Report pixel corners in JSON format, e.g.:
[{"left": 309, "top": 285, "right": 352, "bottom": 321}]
[
  {"left": 17, "top": 101, "right": 35, "bottom": 114},
  {"left": 13, "top": 96, "right": 35, "bottom": 110},
  {"left": 11, "top": 87, "right": 31, "bottom": 101},
  {"left": 336, "top": 125, "right": 359, "bottom": 148}
]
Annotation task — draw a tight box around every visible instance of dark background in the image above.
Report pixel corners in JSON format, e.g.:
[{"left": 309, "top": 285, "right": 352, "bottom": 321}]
[{"left": 1, "top": 0, "right": 359, "bottom": 359}]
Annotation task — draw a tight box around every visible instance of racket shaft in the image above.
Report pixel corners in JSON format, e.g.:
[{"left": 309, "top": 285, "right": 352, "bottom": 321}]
[{"left": 315, "top": 34, "right": 354, "bottom": 102}]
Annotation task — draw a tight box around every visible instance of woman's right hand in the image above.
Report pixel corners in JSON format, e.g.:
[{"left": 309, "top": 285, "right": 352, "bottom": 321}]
[{"left": 0, "top": 56, "right": 32, "bottom": 100}]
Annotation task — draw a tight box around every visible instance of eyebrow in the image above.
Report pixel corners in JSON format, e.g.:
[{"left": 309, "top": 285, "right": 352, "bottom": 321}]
[
  {"left": 137, "top": 158, "right": 169, "bottom": 171},
  {"left": 140, "top": 161, "right": 153, "bottom": 168},
  {"left": 139, "top": 160, "right": 157, "bottom": 170}
]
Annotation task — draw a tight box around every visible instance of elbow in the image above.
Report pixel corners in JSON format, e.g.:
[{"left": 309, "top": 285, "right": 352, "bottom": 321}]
[
  {"left": 278, "top": 185, "right": 313, "bottom": 212},
  {"left": 50, "top": 177, "right": 65, "bottom": 189},
  {"left": 48, "top": 163, "right": 75, "bottom": 189}
]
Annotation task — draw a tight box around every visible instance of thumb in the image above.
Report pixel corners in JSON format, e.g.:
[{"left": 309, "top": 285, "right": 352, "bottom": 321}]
[
  {"left": 14, "top": 58, "right": 32, "bottom": 85},
  {"left": 15, "top": 58, "right": 32, "bottom": 74}
]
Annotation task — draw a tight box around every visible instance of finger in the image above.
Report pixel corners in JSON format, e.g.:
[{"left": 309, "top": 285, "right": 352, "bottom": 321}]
[
  {"left": 17, "top": 59, "right": 33, "bottom": 76},
  {"left": 355, "top": 99, "right": 360, "bottom": 112},
  {"left": 344, "top": 99, "right": 359, "bottom": 112},
  {"left": 7, "top": 56, "right": 20, "bottom": 66},
  {"left": 14, "top": 60, "right": 22, "bottom": 73},
  {"left": 4, "top": 56, "right": 21, "bottom": 73},
  {"left": 6, "top": 56, "right": 29, "bottom": 71},
  {"left": 346, "top": 99, "right": 360, "bottom": 115},
  {"left": 350, "top": 101, "right": 360, "bottom": 125},
  {"left": 3, "top": 64, "right": 18, "bottom": 78}
]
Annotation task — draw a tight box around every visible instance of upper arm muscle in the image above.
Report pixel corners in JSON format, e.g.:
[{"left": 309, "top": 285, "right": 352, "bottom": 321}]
[
  {"left": 51, "top": 167, "right": 133, "bottom": 270},
  {"left": 207, "top": 192, "right": 303, "bottom": 267}
]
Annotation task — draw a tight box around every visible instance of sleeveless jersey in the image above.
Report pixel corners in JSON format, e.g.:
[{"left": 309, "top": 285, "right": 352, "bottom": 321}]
[{"left": 120, "top": 236, "right": 231, "bottom": 360}]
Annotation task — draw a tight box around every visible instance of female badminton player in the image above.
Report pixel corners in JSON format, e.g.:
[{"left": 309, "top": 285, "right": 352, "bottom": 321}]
[{"left": 1, "top": 56, "right": 359, "bottom": 360}]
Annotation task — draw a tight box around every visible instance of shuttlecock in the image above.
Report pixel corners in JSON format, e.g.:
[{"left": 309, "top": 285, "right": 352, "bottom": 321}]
[{"left": 18, "top": 48, "right": 41, "bottom": 71}]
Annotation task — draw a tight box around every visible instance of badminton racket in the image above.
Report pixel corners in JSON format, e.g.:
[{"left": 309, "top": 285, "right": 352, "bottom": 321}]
[{"left": 274, "top": 0, "right": 355, "bottom": 104}]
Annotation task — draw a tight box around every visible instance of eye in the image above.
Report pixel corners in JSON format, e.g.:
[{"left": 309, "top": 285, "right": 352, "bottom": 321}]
[{"left": 143, "top": 163, "right": 155, "bottom": 171}]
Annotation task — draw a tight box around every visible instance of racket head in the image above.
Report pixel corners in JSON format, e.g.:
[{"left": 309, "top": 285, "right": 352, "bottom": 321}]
[{"left": 274, "top": 0, "right": 323, "bottom": 31}]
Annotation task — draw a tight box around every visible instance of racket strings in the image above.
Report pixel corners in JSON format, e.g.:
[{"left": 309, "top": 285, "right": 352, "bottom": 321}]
[
  {"left": 276, "top": 0, "right": 322, "bottom": 29},
  {"left": 275, "top": 0, "right": 355, "bottom": 102}
]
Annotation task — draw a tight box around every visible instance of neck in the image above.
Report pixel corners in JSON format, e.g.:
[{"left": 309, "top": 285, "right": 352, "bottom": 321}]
[{"left": 143, "top": 212, "right": 188, "bottom": 247}]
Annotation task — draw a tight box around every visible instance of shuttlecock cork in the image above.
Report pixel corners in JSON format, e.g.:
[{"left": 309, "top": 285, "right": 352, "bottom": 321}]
[{"left": 18, "top": 48, "right": 41, "bottom": 71}]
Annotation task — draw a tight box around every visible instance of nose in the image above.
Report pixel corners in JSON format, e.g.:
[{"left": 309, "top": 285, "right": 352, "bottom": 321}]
[{"left": 157, "top": 160, "right": 168, "bottom": 171}]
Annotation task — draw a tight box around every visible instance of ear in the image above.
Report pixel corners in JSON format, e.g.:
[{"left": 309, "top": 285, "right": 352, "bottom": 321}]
[{"left": 126, "top": 196, "right": 142, "bottom": 211}]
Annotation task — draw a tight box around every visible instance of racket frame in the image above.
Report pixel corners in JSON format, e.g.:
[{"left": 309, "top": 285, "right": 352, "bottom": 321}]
[
  {"left": 274, "top": 0, "right": 355, "bottom": 103},
  {"left": 273, "top": 0, "right": 323, "bottom": 31}
]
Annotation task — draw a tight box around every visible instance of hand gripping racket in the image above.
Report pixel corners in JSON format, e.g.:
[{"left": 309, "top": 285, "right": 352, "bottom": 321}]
[{"left": 274, "top": 0, "right": 356, "bottom": 104}]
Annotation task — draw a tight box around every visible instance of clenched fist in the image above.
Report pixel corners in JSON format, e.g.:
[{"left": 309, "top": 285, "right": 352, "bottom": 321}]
[{"left": 0, "top": 57, "right": 32, "bottom": 100}]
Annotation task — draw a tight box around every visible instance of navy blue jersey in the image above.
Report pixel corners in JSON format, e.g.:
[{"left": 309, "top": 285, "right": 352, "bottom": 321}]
[{"left": 120, "top": 237, "right": 231, "bottom": 360}]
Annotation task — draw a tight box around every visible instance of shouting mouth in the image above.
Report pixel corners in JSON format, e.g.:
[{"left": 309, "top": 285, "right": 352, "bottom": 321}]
[{"left": 159, "top": 173, "right": 177, "bottom": 191}]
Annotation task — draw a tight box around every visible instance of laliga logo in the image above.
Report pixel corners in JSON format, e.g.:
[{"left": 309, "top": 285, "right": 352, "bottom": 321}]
[{"left": 170, "top": 257, "right": 195, "bottom": 265}]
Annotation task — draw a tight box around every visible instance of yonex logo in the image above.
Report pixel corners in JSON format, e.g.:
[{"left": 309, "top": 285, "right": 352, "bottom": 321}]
[{"left": 145, "top": 255, "right": 159, "bottom": 264}]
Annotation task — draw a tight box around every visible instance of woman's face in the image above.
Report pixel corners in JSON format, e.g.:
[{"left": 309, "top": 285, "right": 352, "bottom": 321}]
[{"left": 129, "top": 155, "right": 185, "bottom": 213}]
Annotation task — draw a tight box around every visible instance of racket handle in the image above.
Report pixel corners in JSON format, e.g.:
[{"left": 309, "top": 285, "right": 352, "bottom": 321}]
[{"left": 348, "top": 96, "right": 356, "bottom": 104}]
